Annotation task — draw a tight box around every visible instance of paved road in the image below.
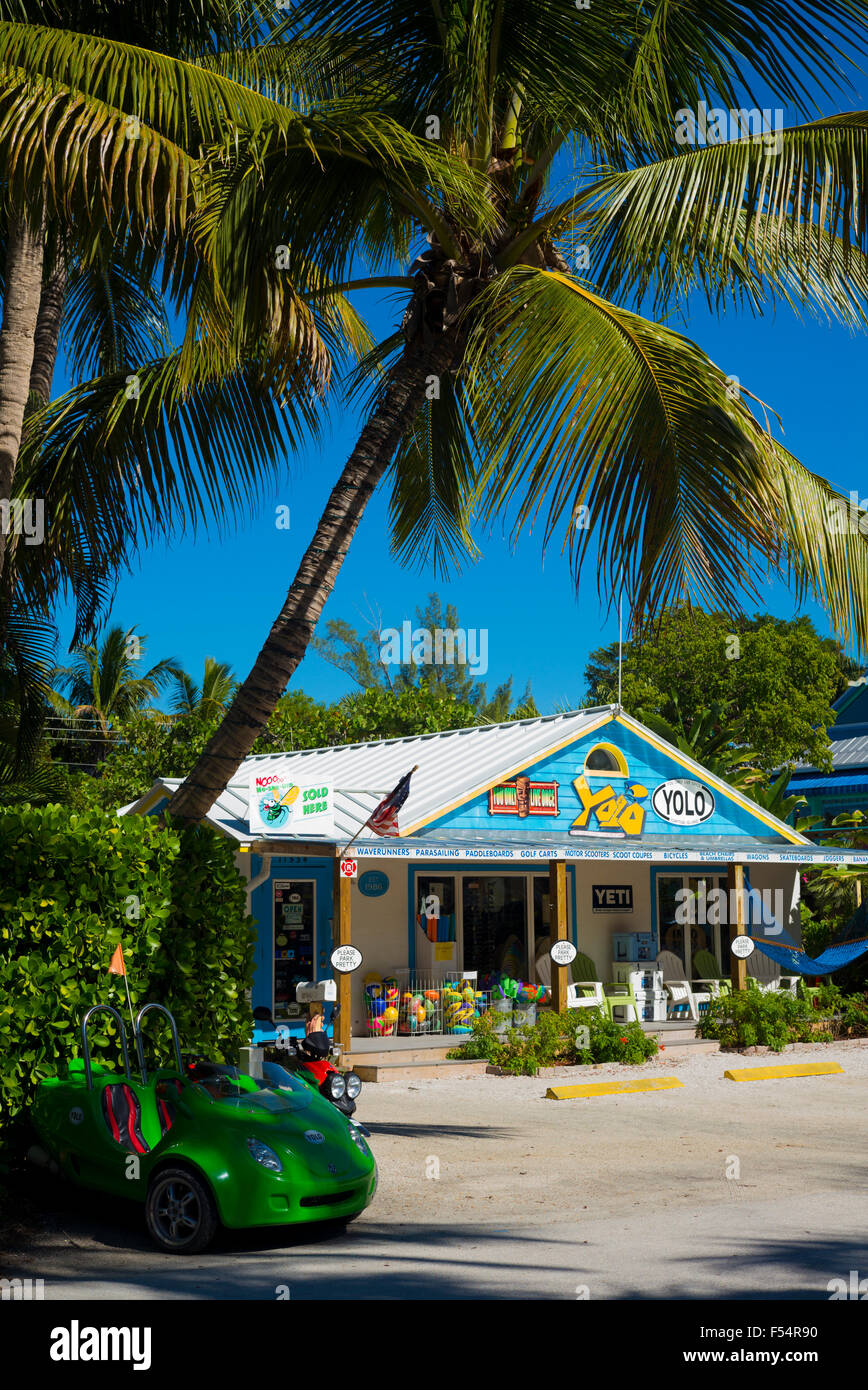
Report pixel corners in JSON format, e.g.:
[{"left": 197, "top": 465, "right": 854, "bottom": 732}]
[
  {"left": 4, "top": 1046, "right": 867, "bottom": 1300},
  {"left": 5, "top": 1191, "right": 867, "bottom": 1300}
]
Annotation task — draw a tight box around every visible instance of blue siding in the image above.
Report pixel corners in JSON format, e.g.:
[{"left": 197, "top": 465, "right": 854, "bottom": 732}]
[{"left": 425, "top": 720, "right": 778, "bottom": 840}]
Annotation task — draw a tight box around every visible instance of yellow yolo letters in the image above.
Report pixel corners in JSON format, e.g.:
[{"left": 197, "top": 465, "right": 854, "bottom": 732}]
[{"left": 571, "top": 776, "right": 648, "bottom": 837}]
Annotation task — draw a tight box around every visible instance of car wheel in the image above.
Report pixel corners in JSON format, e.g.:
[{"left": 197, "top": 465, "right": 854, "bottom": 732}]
[{"left": 145, "top": 1165, "right": 219, "bottom": 1255}]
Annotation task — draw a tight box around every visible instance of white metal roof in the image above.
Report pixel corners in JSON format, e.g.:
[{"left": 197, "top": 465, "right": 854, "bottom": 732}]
[{"left": 122, "top": 702, "right": 808, "bottom": 848}]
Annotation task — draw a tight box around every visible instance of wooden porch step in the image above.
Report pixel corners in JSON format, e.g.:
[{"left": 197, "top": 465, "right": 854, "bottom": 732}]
[{"left": 352, "top": 1058, "right": 491, "bottom": 1083}]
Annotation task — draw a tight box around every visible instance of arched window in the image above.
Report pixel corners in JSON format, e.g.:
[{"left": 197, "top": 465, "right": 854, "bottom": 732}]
[{"left": 583, "top": 743, "right": 628, "bottom": 776}]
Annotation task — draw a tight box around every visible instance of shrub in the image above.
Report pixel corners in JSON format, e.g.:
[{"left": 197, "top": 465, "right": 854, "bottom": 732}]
[
  {"left": 698, "top": 989, "right": 829, "bottom": 1051},
  {"left": 447, "top": 1007, "right": 658, "bottom": 1075},
  {"left": 0, "top": 805, "right": 254, "bottom": 1154}
]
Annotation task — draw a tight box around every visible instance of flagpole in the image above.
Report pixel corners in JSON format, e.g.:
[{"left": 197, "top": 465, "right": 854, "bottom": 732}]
[
  {"left": 121, "top": 968, "right": 136, "bottom": 1045},
  {"left": 110, "top": 941, "right": 136, "bottom": 1045},
  {"left": 339, "top": 765, "right": 418, "bottom": 858}
]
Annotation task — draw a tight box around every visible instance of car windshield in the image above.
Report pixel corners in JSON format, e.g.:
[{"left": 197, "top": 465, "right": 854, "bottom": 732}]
[
  {"left": 191, "top": 1070, "right": 314, "bottom": 1112},
  {"left": 209, "top": 1086, "right": 314, "bottom": 1114}
]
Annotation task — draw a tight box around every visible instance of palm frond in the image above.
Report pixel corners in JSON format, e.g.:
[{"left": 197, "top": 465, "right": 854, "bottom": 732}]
[
  {"left": 387, "top": 372, "right": 481, "bottom": 577},
  {"left": 567, "top": 116, "right": 868, "bottom": 316},
  {"left": 463, "top": 266, "right": 784, "bottom": 617}
]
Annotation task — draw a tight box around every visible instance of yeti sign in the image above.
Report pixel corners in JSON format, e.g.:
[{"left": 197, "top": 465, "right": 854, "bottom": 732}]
[{"left": 651, "top": 778, "right": 715, "bottom": 827}]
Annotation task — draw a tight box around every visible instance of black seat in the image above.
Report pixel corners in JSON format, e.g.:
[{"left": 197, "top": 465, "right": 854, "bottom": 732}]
[
  {"left": 155, "top": 1078, "right": 184, "bottom": 1138},
  {"left": 101, "top": 1083, "right": 150, "bottom": 1154}
]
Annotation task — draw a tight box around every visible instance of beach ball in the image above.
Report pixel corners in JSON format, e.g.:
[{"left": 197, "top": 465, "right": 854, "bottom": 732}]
[
  {"left": 369, "top": 997, "right": 385, "bottom": 1018},
  {"left": 383, "top": 1006, "right": 399, "bottom": 1024}
]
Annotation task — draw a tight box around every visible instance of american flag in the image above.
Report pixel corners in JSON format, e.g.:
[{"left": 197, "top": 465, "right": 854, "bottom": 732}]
[{"left": 367, "top": 768, "right": 415, "bottom": 837}]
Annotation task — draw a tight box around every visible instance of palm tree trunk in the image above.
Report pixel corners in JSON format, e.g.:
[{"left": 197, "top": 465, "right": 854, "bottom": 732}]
[
  {"left": 29, "top": 243, "right": 67, "bottom": 405},
  {"left": 165, "top": 333, "right": 459, "bottom": 822},
  {"left": 166, "top": 334, "right": 459, "bottom": 825},
  {"left": 0, "top": 212, "right": 45, "bottom": 582}
]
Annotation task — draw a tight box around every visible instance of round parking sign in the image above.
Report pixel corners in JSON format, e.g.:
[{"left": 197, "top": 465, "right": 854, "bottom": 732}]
[
  {"left": 330, "top": 945, "right": 363, "bottom": 974},
  {"left": 550, "top": 941, "right": 578, "bottom": 967},
  {"left": 731, "top": 936, "right": 755, "bottom": 959}
]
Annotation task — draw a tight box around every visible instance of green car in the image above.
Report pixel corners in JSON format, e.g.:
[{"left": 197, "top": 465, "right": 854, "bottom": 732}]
[{"left": 29, "top": 1003, "right": 377, "bottom": 1254}]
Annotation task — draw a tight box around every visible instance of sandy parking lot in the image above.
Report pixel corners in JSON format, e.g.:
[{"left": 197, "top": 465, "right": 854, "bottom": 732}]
[{"left": 4, "top": 1045, "right": 867, "bottom": 1299}]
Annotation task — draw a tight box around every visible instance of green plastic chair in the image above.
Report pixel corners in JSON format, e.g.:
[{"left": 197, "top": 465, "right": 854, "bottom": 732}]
[
  {"left": 571, "top": 951, "right": 642, "bottom": 1023},
  {"left": 693, "top": 948, "right": 731, "bottom": 1000}
]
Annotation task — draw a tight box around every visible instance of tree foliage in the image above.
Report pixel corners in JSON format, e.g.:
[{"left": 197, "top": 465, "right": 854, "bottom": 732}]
[{"left": 585, "top": 606, "right": 853, "bottom": 770}]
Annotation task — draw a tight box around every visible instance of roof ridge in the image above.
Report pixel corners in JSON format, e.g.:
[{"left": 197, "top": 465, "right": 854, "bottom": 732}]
[{"left": 237, "top": 704, "right": 615, "bottom": 765}]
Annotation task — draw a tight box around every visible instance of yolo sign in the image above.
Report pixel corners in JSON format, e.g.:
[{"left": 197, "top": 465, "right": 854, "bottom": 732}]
[{"left": 651, "top": 778, "right": 715, "bottom": 827}]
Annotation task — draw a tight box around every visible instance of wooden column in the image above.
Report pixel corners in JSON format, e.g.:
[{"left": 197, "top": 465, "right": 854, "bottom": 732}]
[
  {"left": 549, "top": 858, "right": 569, "bottom": 1013},
  {"left": 332, "top": 857, "right": 353, "bottom": 1055},
  {"left": 727, "top": 861, "right": 747, "bottom": 992}
]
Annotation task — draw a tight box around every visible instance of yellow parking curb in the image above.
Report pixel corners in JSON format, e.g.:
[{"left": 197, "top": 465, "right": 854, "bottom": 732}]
[
  {"left": 724, "top": 1062, "right": 844, "bottom": 1082},
  {"left": 545, "top": 1076, "right": 684, "bottom": 1100}
]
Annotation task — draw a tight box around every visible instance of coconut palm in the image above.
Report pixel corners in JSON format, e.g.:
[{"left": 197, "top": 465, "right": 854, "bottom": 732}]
[
  {"left": 0, "top": 0, "right": 393, "bottom": 599},
  {"left": 161, "top": 1, "right": 868, "bottom": 824},
  {"left": 170, "top": 658, "right": 236, "bottom": 720},
  {"left": 51, "top": 625, "right": 181, "bottom": 763},
  {"left": 8, "top": 4, "right": 868, "bottom": 827}
]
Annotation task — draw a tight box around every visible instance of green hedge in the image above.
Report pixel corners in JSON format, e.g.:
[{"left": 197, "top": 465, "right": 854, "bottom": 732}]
[{"left": 0, "top": 805, "right": 254, "bottom": 1153}]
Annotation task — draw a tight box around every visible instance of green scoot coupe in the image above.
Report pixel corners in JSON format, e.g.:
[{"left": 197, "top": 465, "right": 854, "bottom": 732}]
[{"left": 29, "top": 1003, "right": 377, "bottom": 1254}]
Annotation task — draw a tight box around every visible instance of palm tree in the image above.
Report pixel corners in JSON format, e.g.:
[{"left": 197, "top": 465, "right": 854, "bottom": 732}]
[
  {"left": 9, "top": 4, "right": 868, "bottom": 826},
  {"left": 0, "top": 1, "right": 379, "bottom": 611},
  {"left": 163, "top": 2, "right": 868, "bottom": 824},
  {"left": 51, "top": 625, "right": 181, "bottom": 762},
  {"left": 169, "top": 658, "right": 236, "bottom": 721}
]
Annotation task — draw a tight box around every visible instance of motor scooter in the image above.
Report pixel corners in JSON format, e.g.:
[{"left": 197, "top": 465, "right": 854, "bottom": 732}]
[{"left": 251, "top": 991, "right": 364, "bottom": 1121}]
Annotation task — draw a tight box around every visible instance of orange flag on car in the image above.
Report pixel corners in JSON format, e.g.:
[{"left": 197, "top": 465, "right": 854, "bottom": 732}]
[{"left": 108, "top": 943, "right": 126, "bottom": 976}]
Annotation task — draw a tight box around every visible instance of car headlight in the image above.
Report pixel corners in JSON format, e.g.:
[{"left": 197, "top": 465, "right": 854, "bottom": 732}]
[
  {"left": 324, "top": 1072, "right": 346, "bottom": 1100},
  {"left": 349, "top": 1125, "right": 369, "bottom": 1157},
  {"left": 247, "top": 1137, "right": 283, "bottom": 1172},
  {"left": 344, "top": 1071, "right": 362, "bottom": 1100}
]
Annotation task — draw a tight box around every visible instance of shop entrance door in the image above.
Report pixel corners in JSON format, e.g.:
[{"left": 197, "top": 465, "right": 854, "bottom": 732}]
[
  {"left": 273, "top": 879, "right": 316, "bottom": 1020},
  {"left": 657, "top": 874, "right": 731, "bottom": 980},
  {"left": 461, "top": 875, "right": 529, "bottom": 983}
]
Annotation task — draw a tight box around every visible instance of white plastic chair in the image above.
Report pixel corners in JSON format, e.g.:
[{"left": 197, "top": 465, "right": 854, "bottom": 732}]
[
  {"left": 657, "top": 952, "right": 710, "bottom": 1021},
  {"left": 566, "top": 981, "right": 606, "bottom": 1011}
]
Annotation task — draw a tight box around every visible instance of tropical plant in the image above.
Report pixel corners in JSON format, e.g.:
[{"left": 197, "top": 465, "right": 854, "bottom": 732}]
[
  {"left": 313, "top": 591, "right": 537, "bottom": 719},
  {"left": 50, "top": 625, "right": 181, "bottom": 763},
  {"left": 0, "top": 803, "right": 254, "bottom": 1151},
  {"left": 157, "top": 0, "right": 868, "bottom": 824},
  {"left": 169, "top": 657, "right": 236, "bottom": 720},
  {"left": 635, "top": 699, "right": 758, "bottom": 786}
]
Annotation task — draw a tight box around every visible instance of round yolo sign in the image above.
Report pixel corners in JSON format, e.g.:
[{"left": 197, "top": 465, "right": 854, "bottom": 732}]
[
  {"left": 651, "top": 778, "right": 715, "bottom": 826},
  {"left": 550, "top": 940, "right": 578, "bottom": 967},
  {"left": 330, "top": 945, "right": 363, "bottom": 974},
  {"left": 731, "top": 936, "right": 755, "bottom": 959}
]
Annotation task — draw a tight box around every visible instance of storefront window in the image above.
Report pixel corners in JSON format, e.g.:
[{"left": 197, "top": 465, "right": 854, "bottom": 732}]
[{"left": 417, "top": 877, "right": 456, "bottom": 943}]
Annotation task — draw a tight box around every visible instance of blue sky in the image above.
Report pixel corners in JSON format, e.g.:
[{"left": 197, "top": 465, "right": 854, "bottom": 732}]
[{"left": 53, "top": 75, "right": 868, "bottom": 716}]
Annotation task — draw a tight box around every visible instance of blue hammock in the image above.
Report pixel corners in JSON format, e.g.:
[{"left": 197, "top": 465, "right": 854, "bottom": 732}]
[{"left": 752, "top": 936, "right": 868, "bottom": 975}]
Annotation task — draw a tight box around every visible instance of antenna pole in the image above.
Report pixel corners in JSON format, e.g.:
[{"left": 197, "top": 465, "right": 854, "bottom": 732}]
[{"left": 617, "top": 589, "right": 623, "bottom": 709}]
